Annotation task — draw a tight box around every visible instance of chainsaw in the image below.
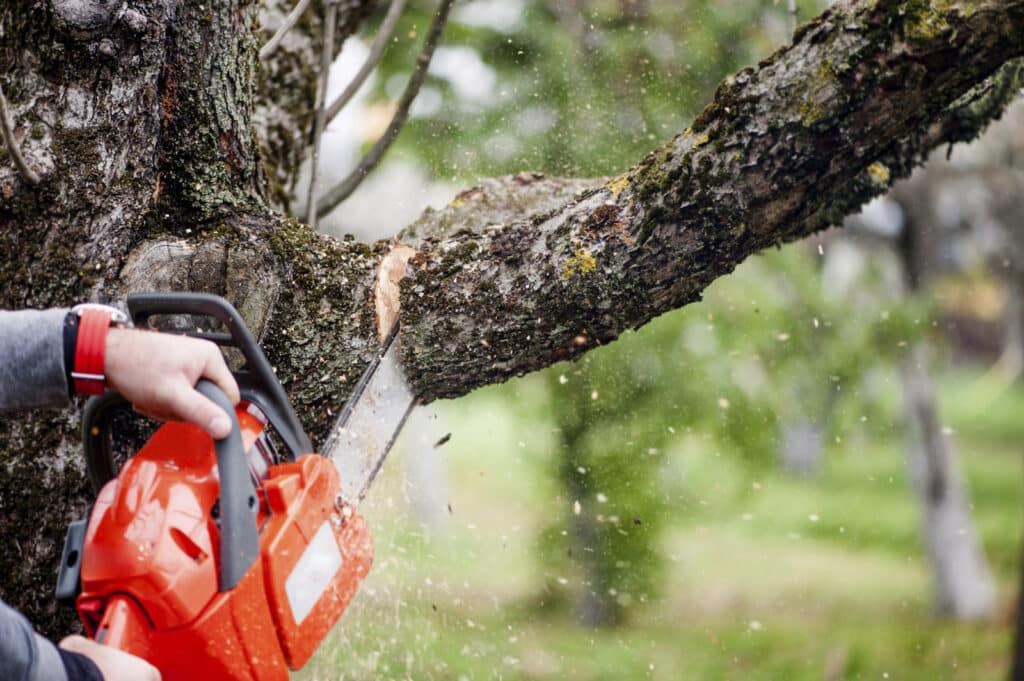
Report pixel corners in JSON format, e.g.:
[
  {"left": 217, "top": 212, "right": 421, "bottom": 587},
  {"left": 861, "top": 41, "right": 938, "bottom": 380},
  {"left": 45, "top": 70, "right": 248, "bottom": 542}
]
[{"left": 54, "top": 292, "right": 416, "bottom": 680}]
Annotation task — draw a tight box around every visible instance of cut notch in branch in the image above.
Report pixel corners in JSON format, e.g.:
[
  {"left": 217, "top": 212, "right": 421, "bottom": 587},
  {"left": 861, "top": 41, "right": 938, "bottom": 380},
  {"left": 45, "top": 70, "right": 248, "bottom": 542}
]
[
  {"left": 316, "top": 0, "right": 455, "bottom": 219},
  {"left": 0, "top": 83, "right": 41, "bottom": 185},
  {"left": 374, "top": 243, "right": 418, "bottom": 341},
  {"left": 325, "top": 0, "right": 410, "bottom": 125}
]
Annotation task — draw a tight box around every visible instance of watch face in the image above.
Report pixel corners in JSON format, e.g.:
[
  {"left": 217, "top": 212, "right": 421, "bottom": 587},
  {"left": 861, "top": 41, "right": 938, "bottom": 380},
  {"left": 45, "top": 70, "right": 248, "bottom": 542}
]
[{"left": 72, "top": 303, "right": 129, "bottom": 326}]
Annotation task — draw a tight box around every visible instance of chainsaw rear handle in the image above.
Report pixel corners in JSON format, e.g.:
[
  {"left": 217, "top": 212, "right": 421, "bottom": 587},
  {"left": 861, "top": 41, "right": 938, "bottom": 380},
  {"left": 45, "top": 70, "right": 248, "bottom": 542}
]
[
  {"left": 83, "top": 381, "right": 260, "bottom": 591},
  {"left": 81, "top": 391, "right": 129, "bottom": 494},
  {"left": 127, "top": 292, "right": 312, "bottom": 458},
  {"left": 196, "top": 378, "right": 261, "bottom": 591}
]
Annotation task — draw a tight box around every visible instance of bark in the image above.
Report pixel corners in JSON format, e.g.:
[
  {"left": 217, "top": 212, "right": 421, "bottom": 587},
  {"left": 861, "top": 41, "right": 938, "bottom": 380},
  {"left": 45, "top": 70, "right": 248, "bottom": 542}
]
[{"left": 0, "top": 0, "right": 1023, "bottom": 635}]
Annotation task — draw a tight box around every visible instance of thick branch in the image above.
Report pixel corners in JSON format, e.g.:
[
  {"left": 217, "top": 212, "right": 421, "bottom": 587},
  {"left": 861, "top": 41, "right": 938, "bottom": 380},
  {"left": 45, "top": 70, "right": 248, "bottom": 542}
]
[{"left": 394, "top": 0, "right": 1024, "bottom": 401}]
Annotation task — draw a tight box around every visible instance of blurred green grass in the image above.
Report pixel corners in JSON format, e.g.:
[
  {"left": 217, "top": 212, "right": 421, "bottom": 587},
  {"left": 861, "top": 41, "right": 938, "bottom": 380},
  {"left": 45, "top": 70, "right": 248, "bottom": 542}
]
[{"left": 299, "top": 366, "right": 1023, "bottom": 681}]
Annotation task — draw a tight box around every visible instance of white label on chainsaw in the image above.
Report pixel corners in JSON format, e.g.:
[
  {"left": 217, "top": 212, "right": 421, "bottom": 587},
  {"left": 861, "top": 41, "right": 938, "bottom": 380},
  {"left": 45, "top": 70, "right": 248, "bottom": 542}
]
[{"left": 286, "top": 521, "right": 342, "bottom": 624}]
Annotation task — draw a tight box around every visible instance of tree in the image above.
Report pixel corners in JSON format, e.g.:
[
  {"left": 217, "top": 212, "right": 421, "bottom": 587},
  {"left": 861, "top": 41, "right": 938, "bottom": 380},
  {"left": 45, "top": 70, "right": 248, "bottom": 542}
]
[{"left": 1, "top": 0, "right": 1022, "bottom": 636}]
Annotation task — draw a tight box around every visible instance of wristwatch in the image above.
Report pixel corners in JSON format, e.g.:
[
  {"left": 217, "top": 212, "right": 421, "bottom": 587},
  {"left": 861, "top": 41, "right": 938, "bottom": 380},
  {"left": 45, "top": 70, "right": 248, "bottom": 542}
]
[{"left": 65, "top": 303, "right": 130, "bottom": 396}]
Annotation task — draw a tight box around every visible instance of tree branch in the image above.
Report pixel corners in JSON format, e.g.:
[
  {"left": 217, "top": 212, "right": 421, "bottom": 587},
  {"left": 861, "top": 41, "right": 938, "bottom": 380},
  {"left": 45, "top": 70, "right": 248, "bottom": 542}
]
[
  {"left": 316, "top": 0, "right": 454, "bottom": 217},
  {"left": 0, "top": 82, "right": 40, "bottom": 185},
  {"left": 392, "top": 0, "right": 1024, "bottom": 402},
  {"left": 255, "top": 0, "right": 378, "bottom": 209},
  {"left": 259, "top": 0, "right": 313, "bottom": 60},
  {"left": 324, "top": 0, "right": 409, "bottom": 124},
  {"left": 303, "top": 0, "right": 341, "bottom": 228}
]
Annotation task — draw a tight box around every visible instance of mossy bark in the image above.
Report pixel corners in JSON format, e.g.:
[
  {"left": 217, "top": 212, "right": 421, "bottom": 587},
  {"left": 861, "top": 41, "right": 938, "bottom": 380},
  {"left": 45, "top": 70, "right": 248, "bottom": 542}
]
[{"left": 0, "top": 0, "right": 1022, "bottom": 636}]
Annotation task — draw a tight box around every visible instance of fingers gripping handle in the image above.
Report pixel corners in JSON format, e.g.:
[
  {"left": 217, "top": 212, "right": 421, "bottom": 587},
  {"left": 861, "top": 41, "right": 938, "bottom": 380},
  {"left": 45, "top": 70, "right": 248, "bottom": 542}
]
[{"left": 196, "top": 379, "right": 261, "bottom": 592}]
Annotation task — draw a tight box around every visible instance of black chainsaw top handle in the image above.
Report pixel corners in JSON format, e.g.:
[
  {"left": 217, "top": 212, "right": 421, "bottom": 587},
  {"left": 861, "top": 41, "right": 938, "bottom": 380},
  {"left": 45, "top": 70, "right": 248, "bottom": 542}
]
[
  {"left": 127, "top": 292, "right": 313, "bottom": 457},
  {"left": 196, "top": 379, "right": 260, "bottom": 592}
]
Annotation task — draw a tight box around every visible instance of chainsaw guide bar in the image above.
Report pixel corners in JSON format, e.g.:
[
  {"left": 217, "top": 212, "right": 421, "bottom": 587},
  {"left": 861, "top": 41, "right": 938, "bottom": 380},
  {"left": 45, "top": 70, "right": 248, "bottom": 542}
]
[{"left": 321, "top": 324, "right": 417, "bottom": 508}]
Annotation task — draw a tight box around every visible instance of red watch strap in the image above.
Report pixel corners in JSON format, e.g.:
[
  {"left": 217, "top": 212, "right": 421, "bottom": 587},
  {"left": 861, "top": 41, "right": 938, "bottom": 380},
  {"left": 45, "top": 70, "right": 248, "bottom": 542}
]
[{"left": 73, "top": 308, "right": 113, "bottom": 395}]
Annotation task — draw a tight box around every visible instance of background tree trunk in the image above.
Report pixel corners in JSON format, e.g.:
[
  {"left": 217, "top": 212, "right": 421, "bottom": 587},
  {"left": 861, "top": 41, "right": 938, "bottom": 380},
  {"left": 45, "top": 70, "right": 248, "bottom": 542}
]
[
  {"left": 894, "top": 191, "right": 998, "bottom": 619},
  {"left": 552, "top": 372, "right": 624, "bottom": 629},
  {"left": 900, "top": 343, "right": 997, "bottom": 618},
  {"left": 1000, "top": 275, "right": 1024, "bottom": 376},
  {"left": 779, "top": 417, "right": 825, "bottom": 478},
  {"left": 1, "top": 0, "right": 1023, "bottom": 636}
]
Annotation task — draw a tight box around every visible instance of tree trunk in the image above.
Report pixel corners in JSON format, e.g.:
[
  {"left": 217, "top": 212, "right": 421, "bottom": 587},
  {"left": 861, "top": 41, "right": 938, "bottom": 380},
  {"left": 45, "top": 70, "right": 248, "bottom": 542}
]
[
  {"left": 1, "top": 0, "right": 1023, "bottom": 635},
  {"left": 779, "top": 418, "right": 825, "bottom": 478},
  {"left": 1011, "top": 532, "right": 1024, "bottom": 680},
  {"left": 562, "top": 452, "right": 621, "bottom": 628},
  {"left": 555, "top": 399, "right": 623, "bottom": 629},
  {"left": 1000, "top": 273, "right": 1024, "bottom": 376},
  {"left": 889, "top": 152, "right": 1000, "bottom": 619},
  {"left": 901, "top": 343, "right": 997, "bottom": 618}
]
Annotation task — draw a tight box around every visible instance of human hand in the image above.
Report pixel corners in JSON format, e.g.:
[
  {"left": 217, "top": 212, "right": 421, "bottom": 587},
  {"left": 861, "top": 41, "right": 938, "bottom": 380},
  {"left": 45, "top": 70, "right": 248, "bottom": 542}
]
[
  {"left": 59, "top": 635, "right": 161, "bottom": 681},
  {"left": 103, "top": 328, "right": 241, "bottom": 439}
]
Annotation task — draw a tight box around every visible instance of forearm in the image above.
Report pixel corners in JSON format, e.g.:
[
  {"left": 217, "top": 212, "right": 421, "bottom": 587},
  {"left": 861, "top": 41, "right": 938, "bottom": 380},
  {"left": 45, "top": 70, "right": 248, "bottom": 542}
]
[
  {"left": 0, "top": 309, "right": 70, "bottom": 411},
  {"left": 0, "top": 599, "right": 68, "bottom": 681}
]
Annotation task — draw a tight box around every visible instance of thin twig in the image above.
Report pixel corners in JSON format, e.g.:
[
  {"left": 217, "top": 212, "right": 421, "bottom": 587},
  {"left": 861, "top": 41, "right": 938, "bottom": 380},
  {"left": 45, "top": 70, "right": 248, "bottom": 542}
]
[
  {"left": 325, "top": 0, "right": 410, "bottom": 124},
  {"left": 259, "top": 0, "right": 314, "bottom": 60},
  {"left": 304, "top": 0, "right": 340, "bottom": 228},
  {"left": 0, "top": 82, "right": 40, "bottom": 185},
  {"left": 317, "top": 0, "right": 455, "bottom": 217},
  {"left": 788, "top": 0, "right": 798, "bottom": 38}
]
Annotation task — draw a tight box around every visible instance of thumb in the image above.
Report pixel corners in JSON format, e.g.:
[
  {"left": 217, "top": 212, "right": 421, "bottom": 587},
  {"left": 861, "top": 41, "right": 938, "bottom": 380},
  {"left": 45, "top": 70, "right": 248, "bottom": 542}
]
[
  {"left": 194, "top": 394, "right": 234, "bottom": 439},
  {"left": 166, "top": 383, "right": 234, "bottom": 439}
]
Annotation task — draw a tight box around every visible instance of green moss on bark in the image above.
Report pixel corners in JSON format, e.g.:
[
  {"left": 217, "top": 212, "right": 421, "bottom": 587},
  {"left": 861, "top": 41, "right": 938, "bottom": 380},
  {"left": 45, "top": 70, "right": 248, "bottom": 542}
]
[{"left": 264, "top": 221, "right": 383, "bottom": 441}]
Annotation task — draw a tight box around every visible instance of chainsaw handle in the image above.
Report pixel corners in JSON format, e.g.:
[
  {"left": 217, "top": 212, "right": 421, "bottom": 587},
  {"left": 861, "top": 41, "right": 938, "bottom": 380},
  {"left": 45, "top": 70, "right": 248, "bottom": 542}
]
[
  {"left": 81, "top": 382, "right": 260, "bottom": 591},
  {"left": 197, "top": 379, "right": 260, "bottom": 592},
  {"left": 127, "top": 292, "right": 313, "bottom": 458}
]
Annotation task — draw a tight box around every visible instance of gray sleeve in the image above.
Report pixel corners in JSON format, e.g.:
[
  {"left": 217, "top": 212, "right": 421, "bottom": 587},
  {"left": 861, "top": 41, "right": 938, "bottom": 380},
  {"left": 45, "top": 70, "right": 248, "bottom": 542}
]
[
  {"left": 0, "top": 599, "right": 68, "bottom": 681},
  {"left": 0, "top": 309, "right": 71, "bottom": 412}
]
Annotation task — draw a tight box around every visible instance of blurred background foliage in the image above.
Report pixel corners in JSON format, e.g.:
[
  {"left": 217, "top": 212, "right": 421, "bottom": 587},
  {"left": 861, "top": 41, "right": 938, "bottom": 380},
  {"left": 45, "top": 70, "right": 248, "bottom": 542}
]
[
  {"left": 531, "top": 244, "right": 929, "bottom": 626},
  {"left": 300, "top": 0, "right": 1024, "bottom": 678},
  {"left": 366, "top": 0, "right": 806, "bottom": 179}
]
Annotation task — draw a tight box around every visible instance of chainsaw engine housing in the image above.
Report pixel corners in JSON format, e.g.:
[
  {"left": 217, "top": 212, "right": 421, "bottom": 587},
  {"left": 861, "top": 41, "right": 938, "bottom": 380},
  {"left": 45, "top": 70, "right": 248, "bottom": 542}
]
[
  {"left": 76, "top": 409, "right": 373, "bottom": 680},
  {"left": 58, "top": 293, "right": 374, "bottom": 681}
]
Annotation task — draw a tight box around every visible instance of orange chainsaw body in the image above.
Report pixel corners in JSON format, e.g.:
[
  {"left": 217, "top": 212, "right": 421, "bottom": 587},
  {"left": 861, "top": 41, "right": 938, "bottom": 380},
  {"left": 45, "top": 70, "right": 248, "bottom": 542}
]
[{"left": 76, "top": 408, "right": 374, "bottom": 681}]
